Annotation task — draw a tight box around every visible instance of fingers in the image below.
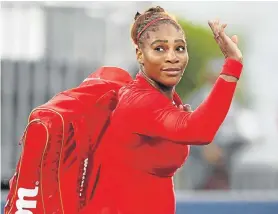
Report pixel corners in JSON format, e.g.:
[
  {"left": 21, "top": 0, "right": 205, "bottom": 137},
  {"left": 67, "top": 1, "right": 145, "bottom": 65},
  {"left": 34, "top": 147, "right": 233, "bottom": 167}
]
[
  {"left": 215, "top": 19, "right": 221, "bottom": 38},
  {"left": 218, "top": 23, "right": 227, "bottom": 41},
  {"left": 183, "top": 104, "right": 193, "bottom": 112},
  {"left": 217, "top": 22, "right": 240, "bottom": 53},
  {"left": 208, "top": 19, "right": 228, "bottom": 43},
  {"left": 208, "top": 18, "right": 242, "bottom": 60},
  {"left": 178, "top": 104, "right": 193, "bottom": 112},
  {"left": 208, "top": 19, "right": 220, "bottom": 38},
  {"left": 178, "top": 105, "right": 183, "bottom": 110},
  {"left": 219, "top": 23, "right": 227, "bottom": 36},
  {"left": 208, "top": 20, "right": 222, "bottom": 44},
  {"left": 208, "top": 20, "right": 219, "bottom": 38},
  {"left": 213, "top": 19, "right": 220, "bottom": 38}
]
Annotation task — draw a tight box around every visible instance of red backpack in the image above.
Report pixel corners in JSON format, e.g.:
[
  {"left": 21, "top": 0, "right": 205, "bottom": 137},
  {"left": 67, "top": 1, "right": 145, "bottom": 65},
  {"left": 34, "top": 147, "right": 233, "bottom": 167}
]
[{"left": 4, "top": 67, "right": 132, "bottom": 214}]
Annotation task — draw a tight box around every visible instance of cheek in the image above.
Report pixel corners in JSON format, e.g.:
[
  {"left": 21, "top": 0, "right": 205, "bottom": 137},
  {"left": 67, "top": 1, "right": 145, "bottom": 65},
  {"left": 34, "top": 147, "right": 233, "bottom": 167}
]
[
  {"left": 144, "top": 52, "right": 163, "bottom": 67},
  {"left": 143, "top": 53, "right": 164, "bottom": 77},
  {"left": 180, "top": 52, "right": 189, "bottom": 67}
]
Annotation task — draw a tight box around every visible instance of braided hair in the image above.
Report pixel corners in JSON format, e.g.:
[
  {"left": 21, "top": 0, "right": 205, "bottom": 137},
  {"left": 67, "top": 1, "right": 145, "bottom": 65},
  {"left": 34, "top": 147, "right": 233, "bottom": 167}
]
[{"left": 131, "top": 6, "right": 183, "bottom": 47}]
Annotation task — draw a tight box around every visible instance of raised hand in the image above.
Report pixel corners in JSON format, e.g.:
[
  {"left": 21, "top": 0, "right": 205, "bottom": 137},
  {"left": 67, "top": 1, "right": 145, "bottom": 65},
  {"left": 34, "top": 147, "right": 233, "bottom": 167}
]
[{"left": 208, "top": 19, "right": 243, "bottom": 63}]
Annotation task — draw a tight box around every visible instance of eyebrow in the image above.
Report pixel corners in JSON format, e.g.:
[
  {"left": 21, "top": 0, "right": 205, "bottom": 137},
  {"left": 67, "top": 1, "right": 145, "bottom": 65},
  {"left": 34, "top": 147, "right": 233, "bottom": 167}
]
[
  {"left": 174, "top": 39, "right": 186, "bottom": 44},
  {"left": 150, "top": 39, "right": 186, "bottom": 46},
  {"left": 151, "top": 40, "right": 168, "bottom": 46}
]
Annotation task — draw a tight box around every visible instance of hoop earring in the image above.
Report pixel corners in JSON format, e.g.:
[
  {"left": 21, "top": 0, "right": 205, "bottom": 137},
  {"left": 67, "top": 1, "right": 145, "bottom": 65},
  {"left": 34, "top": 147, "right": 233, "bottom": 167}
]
[{"left": 139, "top": 63, "right": 144, "bottom": 71}]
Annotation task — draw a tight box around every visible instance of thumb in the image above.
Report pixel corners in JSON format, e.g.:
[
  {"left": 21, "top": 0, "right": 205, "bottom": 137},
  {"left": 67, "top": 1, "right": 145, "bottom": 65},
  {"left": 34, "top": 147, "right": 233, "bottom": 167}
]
[{"left": 231, "top": 35, "right": 238, "bottom": 44}]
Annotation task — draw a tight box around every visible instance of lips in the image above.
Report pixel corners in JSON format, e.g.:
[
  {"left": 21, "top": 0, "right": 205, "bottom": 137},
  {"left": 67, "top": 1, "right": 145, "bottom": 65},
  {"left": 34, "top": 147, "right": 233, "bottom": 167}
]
[{"left": 161, "top": 68, "right": 182, "bottom": 76}]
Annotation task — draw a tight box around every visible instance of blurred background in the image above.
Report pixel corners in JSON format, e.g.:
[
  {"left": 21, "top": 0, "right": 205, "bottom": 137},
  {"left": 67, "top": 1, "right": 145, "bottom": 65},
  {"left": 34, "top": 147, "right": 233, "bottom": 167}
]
[{"left": 1, "top": 1, "right": 278, "bottom": 213}]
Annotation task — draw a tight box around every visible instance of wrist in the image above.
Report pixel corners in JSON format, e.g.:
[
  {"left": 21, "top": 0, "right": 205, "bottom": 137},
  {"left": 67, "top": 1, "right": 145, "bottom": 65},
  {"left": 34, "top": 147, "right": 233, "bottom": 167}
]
[
  {"left": 219, "top": 74, "right": 238, "bottom": 82},
  {"left": 227, "top": 56, "right": 243, "bottom": 64},
  {"left": 220, "top": 58, "right": 243, "bottom": 79}
]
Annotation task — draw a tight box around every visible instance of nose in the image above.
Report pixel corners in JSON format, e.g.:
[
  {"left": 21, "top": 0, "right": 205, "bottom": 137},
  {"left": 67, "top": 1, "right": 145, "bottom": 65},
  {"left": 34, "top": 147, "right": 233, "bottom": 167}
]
[{"left": 165, "top": 49, "right": 179, "bottom": 64}]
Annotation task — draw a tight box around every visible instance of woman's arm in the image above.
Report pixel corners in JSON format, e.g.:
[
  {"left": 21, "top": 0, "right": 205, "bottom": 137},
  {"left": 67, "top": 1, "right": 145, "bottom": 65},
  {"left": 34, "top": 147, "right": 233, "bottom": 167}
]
[
  {"left": 125, "top": 19, "right": 244, "bottom": 145},
  {"left": 127, "top": 58, "right": 242, "bottom": 145}
]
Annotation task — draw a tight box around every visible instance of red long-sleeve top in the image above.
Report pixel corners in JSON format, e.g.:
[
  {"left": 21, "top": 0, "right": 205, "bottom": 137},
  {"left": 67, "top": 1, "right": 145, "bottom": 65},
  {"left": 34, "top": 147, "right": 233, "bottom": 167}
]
[{"left": 84, "top": 58, "right": 243, "bottom": 214}]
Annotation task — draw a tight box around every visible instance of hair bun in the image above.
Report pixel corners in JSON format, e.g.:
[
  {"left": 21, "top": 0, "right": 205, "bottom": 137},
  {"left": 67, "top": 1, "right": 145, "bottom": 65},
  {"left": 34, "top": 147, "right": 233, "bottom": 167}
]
[
  {"left": 146, "top": 6, "right": 165, "bottom": 13},
  {"left": 134, "top": 11, "right": 141, "bottom": 20}
]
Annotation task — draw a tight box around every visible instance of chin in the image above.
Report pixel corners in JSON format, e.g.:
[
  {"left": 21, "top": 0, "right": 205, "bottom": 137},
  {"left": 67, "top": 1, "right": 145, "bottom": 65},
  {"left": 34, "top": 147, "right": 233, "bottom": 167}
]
[{"left": 161, "top": 77, "right": 181, "bottom": 88}]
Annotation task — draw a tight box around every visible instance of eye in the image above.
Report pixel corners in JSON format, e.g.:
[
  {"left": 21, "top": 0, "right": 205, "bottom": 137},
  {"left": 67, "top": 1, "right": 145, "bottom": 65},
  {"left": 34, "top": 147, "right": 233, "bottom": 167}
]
[
  {"left": 154, "top": 46, "right": 165, "bottom": 52},
  {"left": 176, "top": 46, "right": 185, "bottom": 52}
]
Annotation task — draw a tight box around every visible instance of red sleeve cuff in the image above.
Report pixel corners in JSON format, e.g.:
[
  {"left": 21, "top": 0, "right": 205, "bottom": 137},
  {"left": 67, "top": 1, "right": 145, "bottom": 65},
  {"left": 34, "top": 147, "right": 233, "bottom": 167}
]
[{"left": 220, "top": 58, "right": 243, "bottom": 79}]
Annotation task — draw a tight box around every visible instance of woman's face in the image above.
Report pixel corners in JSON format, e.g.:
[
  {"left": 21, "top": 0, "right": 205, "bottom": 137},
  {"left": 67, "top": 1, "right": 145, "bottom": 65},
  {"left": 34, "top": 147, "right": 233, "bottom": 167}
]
[{"left": 137, "top": 23, "right": 189, "bottom": 87}]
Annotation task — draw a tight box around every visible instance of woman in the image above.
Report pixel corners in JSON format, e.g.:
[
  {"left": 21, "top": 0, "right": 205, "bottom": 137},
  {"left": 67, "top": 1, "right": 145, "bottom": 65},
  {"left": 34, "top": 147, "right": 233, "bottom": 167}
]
[{"left": 84, "top": 6, "right": 243, "bottom": 214}]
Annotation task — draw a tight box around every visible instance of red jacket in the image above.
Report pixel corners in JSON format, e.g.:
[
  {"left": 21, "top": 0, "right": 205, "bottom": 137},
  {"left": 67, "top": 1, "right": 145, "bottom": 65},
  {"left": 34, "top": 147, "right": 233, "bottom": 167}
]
[{"left": 82, "top": 58, "right": 243, "bottom": 214}]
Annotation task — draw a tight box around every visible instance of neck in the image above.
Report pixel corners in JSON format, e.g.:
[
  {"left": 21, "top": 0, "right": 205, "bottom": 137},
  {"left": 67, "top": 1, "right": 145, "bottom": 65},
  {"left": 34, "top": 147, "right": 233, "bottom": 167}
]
[{"left": 139, "top": 70, "right": 174, "bottom": 100}]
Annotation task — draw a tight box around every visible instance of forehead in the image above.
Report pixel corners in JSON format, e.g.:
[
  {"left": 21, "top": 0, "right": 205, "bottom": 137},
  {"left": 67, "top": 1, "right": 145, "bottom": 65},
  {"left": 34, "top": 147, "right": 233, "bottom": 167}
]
[{"left": 144, "top": 23, "right": 184, "bottom": 43}]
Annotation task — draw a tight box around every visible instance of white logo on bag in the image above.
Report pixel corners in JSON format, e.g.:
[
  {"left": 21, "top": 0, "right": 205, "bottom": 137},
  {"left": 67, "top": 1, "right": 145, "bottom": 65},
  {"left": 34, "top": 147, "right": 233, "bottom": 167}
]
[{"left": 15, "top": 183, "right": 39, "bottom": 214}]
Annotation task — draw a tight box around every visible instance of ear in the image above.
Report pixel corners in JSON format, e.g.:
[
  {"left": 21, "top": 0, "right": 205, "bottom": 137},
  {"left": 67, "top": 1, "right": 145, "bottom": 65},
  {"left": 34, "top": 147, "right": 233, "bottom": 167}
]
[{"left": 136, "top": 47, "right": 144, "bottom": 65}]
